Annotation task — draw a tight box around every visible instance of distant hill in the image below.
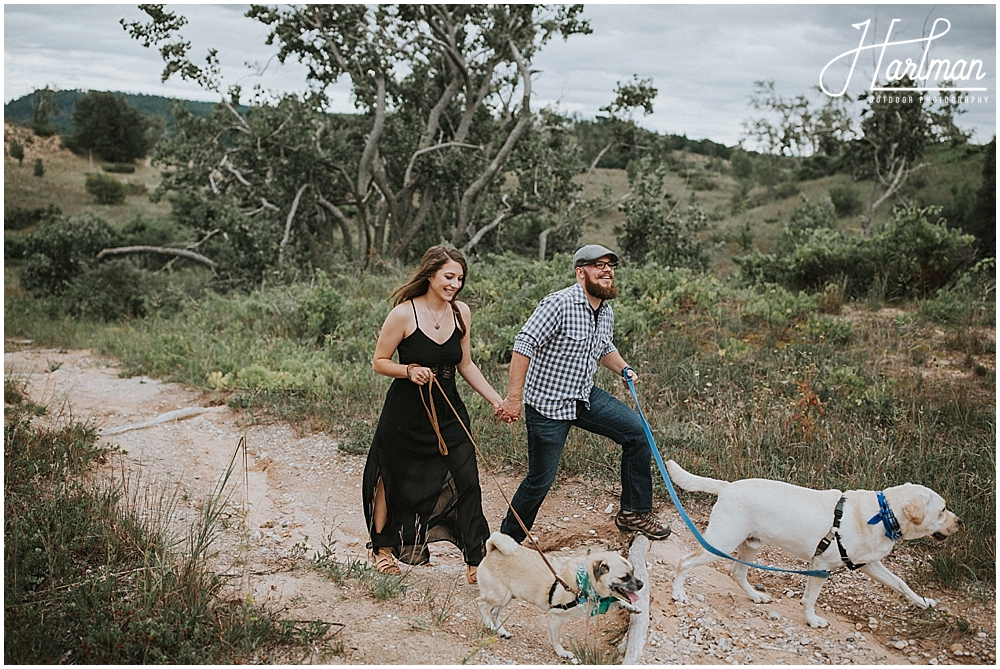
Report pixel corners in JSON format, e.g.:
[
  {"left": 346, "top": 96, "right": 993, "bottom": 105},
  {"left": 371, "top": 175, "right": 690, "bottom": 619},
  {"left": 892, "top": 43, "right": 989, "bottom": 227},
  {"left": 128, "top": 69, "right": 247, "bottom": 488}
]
[
  {"left": 4, "top": 89, "right": 732, "bottom": 165},
  {"left": 4, "top": 90, "right": 231, "bottom": 136}
]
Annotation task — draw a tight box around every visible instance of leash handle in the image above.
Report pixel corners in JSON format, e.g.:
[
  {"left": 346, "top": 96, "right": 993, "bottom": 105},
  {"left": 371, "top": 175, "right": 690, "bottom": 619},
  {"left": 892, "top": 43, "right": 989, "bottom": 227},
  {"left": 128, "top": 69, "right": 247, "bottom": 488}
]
[{"left": 621, "top": 370, "right": 830, "bottom": 579}]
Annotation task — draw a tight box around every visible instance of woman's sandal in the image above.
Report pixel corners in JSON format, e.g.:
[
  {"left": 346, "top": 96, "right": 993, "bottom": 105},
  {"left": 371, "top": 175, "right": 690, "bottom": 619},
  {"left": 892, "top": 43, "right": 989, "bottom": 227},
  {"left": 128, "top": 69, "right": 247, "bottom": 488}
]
[
  {"left": 369, "top": 547, "right": 401, "bottom": 575},
  {"left": 466, "top": 565, "right": 478, "bottom": 584}
]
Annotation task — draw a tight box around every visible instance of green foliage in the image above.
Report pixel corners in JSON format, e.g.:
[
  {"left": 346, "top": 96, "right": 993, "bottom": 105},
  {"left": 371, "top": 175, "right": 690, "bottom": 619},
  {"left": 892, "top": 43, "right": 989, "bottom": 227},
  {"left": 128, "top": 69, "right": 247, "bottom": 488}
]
[
  {"left": 20, "top": 213, "right": 123, "bottom": 297},
  {"left": 919, "top": 258, "right": 996, "bottom": 326},
  {"left": 828, "top": 184, "right": 862, "bottom": 217},
  {"left": 617, "top": 157, "right": 709, "bottom": 271},
  {"left": 737, "top": 206, "right": 976, "bottom": 299},
  {"left": 8, "top": 137, "right": 25, "bottom": 164},
  {"left": 31, "top": 87, "right": 60, "bottom": 137},
  {"left": 4, "top": 204, "right": 61, "bottom": 231},
  {"left": 32, "top": 158, "right": 44, "bottom": 178},
  {"left": 101, "top": 163, "right": 136, "bottom": 174},
  {"left": 66, "top": 91, "right": 149, "bottom": 162},
  {"left": 85, "top": 172, "right": 127, "bottom": 205}
]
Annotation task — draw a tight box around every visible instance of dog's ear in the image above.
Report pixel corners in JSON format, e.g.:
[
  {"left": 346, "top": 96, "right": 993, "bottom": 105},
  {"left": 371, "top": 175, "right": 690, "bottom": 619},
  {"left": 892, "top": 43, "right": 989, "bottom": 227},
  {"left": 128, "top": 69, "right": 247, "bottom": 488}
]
[
  {"left": 593, "top": 559, "right": 609, "bottom": 579},
  {"left": 902, "top": 494, "right": 928, "bottom": 527}
]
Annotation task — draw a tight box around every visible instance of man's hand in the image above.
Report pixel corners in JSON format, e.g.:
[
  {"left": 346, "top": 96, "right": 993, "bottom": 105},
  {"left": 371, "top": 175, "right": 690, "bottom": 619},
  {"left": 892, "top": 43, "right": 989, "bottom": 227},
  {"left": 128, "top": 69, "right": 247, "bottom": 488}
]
[
  {"left": 500, "top": 396, "right": 522, "bottom": 422},
  {"left": 620, "top": 366, "right": 638, "bottom": 388}
]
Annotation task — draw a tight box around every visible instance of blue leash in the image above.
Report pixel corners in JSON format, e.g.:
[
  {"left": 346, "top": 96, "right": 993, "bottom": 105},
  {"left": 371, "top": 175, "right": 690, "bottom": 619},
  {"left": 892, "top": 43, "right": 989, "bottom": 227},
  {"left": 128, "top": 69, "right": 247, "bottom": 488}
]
[{"left": 621, "top": 368, "right": 830, "bottom": 579}]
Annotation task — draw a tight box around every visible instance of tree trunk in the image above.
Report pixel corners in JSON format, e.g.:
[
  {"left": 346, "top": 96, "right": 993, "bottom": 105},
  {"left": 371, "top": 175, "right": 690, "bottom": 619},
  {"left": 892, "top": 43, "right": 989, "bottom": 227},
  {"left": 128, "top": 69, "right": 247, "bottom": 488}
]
[{"left": 96, "top": 246, "right": 217, "bottom": 268}]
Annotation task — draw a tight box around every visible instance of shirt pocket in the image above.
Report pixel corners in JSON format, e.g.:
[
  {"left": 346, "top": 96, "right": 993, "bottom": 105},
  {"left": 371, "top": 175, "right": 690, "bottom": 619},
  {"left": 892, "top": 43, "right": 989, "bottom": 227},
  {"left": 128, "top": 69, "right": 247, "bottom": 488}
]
[{"left": 560, "top": 320, "right": 594, "bottom": 359}]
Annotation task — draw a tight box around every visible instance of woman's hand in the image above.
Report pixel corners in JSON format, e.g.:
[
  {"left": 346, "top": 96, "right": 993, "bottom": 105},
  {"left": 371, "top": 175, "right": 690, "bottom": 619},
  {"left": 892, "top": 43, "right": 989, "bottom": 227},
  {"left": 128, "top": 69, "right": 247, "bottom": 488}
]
[{"left": 406, "top": 364, "right": 434, "bottom": 385}]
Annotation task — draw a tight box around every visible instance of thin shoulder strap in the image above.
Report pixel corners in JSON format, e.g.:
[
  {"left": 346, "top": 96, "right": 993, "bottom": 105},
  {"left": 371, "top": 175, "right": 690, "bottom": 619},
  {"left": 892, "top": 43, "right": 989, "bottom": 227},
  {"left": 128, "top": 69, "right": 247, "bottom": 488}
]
[{"left": 410, "top": 298, "right": 419, "bottom": 326}]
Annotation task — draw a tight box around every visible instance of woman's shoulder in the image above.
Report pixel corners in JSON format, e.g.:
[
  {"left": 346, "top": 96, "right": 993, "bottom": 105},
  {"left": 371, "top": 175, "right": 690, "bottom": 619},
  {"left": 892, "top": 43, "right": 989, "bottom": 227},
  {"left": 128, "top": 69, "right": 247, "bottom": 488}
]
[
  {"left": 454, "top": 299, "right": 471, "bottom": 316},
  {"left": 384, "top": 300, "right": 416, "bottom": 326}
]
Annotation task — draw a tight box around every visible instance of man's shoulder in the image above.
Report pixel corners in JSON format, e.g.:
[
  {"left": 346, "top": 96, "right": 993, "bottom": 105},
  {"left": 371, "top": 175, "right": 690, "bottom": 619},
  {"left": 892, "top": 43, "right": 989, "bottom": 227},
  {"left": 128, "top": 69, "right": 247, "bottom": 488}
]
[{"left": 542, "top": 283, "right": 584, "bottom": 304}]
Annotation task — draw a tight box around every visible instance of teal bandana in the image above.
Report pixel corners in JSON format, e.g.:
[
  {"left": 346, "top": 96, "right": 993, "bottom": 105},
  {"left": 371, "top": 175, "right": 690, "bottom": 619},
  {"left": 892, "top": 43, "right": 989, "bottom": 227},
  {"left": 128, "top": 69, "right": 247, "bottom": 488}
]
[{"left": 576, "top": 562, "right": 619, "bottom": 617}]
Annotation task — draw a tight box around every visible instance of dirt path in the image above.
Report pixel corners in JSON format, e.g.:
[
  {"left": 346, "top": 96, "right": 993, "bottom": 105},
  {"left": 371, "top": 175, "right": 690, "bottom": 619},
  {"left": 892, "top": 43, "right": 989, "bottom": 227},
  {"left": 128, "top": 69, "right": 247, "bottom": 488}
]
[{"left": 5, "top": 348, "right": 994, "bottom": 665}]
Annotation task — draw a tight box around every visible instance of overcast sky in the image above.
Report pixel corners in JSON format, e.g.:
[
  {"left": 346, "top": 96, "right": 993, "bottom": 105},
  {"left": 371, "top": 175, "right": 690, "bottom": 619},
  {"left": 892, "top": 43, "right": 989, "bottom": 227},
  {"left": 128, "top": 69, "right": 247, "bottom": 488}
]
[{"left": 4, "top": 3, "right": 996, "bottom": 147}]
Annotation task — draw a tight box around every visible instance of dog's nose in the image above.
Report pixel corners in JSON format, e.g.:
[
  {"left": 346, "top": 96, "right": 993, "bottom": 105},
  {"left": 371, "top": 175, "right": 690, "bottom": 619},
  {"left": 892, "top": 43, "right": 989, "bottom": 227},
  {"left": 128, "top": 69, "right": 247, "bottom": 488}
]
[{"left": 957, "top": 517, "right": 964, "bottom": 526}]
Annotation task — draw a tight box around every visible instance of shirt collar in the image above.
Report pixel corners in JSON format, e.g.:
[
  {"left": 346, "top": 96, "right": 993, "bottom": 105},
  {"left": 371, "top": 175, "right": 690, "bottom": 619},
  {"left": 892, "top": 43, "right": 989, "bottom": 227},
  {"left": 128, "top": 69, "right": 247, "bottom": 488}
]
[{"left": 570, "top": 282, "right": 602, "bottom": 309}]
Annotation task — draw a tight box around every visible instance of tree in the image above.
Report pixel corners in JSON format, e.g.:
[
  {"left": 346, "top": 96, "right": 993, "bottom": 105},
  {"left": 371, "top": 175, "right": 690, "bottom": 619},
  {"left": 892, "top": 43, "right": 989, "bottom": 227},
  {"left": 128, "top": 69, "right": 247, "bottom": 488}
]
[
  {"left": 32, "top": 87, "right": 59, "bottom": 137},
  {"left": 68, "top": 91, "right": 150, "bottom": 163},
  {"left": 123, "top": 3, "right": 591, "bottom": 269},
  {"left": 846, "top": 76, "right": 932, "bottom": 231},
  {"left": 617, "top": 156, "right": 709, "bottom": 271},
  {"left": 8, "top": 138, "right": 24, "bottom": 165}
]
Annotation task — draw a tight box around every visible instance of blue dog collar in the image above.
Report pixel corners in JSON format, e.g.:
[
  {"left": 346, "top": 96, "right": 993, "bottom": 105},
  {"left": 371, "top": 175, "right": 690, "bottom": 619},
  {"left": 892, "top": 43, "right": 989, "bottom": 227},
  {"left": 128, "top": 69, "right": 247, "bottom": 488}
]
[{"left": 867, "top": 491, "right": 902, "bottom": 540}]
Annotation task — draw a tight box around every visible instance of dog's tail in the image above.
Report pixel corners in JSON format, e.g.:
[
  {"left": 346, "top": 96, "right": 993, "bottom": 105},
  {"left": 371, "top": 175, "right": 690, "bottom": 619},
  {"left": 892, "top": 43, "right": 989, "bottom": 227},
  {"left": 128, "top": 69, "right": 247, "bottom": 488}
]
[
  {"left": 485, "top": 531, "right": 521, "bottom": 556},
  {"left": 666, "top": 459, "right": 728, "bottom": 496}
]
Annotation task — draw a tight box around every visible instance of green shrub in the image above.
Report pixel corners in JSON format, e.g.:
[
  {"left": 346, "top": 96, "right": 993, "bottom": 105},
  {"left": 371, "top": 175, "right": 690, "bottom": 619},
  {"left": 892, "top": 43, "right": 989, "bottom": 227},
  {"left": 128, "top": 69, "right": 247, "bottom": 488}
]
[
  {"left": 85, "top": 173, "right": 126, "bottom": 205},
  {"left": 829, "top": 185, "right": 862, "bottom": 217},
  {"left": 737, "top": 206, "right": 976, "bottom": 300},
  {"left": 63, "top": 259, "right": 163, "bottom": 321},
  {"left": 100, "top": 163, "right": 136, "bottom": 174},
  {"left": 20, "top": 213, "right": 122, "bottom": 297},
  {"left": 8, "top": 138, "right": 24, "bottom": 164},
  {"left": 32, "top": 158, "right": 43, "bottom": 178},
  {"left": 4, "top": 204, "right": 61, "bottom": 231}
]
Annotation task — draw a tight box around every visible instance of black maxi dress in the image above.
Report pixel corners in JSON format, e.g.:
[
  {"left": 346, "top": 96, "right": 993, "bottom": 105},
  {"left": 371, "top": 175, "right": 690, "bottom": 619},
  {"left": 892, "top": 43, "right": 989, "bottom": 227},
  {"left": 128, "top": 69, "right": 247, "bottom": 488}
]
[{"left": 362, "top": 300, "right": 489, "bottom": 567}]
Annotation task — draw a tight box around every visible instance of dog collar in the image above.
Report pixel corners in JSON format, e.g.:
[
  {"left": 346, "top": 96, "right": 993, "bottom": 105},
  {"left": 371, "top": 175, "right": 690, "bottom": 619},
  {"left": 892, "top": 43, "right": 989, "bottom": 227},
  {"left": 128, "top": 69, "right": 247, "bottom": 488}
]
[
  {"left": 867, "top": 491, "right": 902, "bottom": 541},
  {"left": 576, "top": 563, "right": 618, "bottom": 616}
]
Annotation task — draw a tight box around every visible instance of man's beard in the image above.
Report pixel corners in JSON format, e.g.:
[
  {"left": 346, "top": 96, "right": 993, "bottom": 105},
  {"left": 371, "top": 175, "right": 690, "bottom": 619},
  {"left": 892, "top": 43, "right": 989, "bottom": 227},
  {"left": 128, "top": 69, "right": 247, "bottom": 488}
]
[{"left": 584, "top": 274, "right": 618, "bottom": 300}]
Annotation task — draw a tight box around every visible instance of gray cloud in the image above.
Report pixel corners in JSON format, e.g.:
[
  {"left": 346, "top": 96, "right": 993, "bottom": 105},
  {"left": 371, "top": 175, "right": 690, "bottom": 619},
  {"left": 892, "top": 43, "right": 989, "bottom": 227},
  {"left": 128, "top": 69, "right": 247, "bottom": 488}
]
[{"left": 4, "top": 4, "right": 995, "bottom": 146}]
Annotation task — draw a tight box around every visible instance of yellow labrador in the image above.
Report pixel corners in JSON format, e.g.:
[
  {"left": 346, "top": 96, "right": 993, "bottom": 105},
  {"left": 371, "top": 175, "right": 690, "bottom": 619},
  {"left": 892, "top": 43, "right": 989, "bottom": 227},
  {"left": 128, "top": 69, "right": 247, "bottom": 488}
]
[
  {"left": 476, "top": 531, "right": 643, "bottom": 660},
  {"left": 667, "top": 460, "right": 961, "bottom": 628}
]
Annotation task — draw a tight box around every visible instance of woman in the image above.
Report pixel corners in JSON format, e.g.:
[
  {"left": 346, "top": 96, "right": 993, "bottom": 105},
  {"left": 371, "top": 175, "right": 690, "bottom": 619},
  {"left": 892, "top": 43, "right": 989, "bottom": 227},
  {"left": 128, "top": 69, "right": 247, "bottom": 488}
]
[{"left": 363, "top": 245, "right": 505, "bottom": 583}]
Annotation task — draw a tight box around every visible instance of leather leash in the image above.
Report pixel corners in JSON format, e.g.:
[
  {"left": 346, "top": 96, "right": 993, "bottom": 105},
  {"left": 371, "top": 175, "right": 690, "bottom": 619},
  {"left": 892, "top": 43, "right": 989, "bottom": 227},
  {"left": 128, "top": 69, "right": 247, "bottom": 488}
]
[{"left": 417, "top": 375, "right": 573, "bottom": 593}]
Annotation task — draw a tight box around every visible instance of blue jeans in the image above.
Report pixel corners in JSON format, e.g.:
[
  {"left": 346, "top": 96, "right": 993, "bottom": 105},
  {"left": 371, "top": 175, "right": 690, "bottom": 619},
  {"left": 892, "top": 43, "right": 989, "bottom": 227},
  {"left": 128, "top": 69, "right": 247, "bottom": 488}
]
[{"left": 500, "top": 385, "right": 654, "bottom": 542}]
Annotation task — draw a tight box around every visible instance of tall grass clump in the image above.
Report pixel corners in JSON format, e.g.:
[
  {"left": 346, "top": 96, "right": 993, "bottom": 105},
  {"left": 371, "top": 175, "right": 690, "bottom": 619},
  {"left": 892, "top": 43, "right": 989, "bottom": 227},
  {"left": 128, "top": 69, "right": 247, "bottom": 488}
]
[{"left": 4, "top": 382, "right": 330, "bottom": 663}]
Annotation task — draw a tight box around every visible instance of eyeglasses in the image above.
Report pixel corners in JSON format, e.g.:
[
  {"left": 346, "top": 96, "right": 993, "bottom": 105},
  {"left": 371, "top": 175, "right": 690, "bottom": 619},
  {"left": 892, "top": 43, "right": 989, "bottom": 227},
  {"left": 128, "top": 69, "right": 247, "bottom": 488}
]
[{"left": 583, "top": 260, "right": 619, "bottom": 270}]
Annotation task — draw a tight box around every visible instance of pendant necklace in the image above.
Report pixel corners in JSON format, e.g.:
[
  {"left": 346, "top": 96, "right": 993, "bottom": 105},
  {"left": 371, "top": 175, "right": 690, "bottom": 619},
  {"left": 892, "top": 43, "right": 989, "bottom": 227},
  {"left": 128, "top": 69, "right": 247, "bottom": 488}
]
[{"left": 429, "top": 301, "right": 450, "bottom": 330}]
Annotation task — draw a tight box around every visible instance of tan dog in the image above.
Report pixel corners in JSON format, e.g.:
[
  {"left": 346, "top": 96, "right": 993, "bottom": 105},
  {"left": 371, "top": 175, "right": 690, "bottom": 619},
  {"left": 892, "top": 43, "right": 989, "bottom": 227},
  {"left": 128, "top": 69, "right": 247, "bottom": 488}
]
[
  {"left": 476, "top": 531, "right": 643, "bottom": 660},
  {"left": 666, "top": 460, "right": 961, "bottom": 628}
]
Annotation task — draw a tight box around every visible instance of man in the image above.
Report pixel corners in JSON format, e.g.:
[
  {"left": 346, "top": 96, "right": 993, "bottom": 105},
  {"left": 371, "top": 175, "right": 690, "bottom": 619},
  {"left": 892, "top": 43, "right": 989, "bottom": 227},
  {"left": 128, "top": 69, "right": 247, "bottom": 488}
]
[{"left": 499, "top": 244, "right": 671, "bottom": 542}]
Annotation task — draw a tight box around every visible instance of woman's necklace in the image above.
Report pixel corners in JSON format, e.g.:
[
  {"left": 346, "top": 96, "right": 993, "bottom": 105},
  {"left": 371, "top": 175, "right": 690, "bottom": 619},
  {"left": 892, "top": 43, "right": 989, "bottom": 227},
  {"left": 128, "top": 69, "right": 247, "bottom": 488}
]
[{"left": 427, "top": 300, "right": 450, "bottom": 330}]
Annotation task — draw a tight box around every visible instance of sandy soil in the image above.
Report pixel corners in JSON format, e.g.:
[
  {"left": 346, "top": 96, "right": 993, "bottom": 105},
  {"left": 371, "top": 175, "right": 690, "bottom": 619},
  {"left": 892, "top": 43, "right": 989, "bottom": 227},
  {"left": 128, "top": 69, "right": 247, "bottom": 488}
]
[{"left": 5, "top": 347, "right": 995, "bottom": 665}]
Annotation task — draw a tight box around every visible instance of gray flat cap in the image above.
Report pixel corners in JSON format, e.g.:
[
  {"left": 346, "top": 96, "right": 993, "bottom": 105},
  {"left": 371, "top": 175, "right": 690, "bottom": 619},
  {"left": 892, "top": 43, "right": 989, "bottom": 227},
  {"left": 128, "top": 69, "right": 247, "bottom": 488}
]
[{"left": 573, "top": 244, "right": 620, "bottom": 267}]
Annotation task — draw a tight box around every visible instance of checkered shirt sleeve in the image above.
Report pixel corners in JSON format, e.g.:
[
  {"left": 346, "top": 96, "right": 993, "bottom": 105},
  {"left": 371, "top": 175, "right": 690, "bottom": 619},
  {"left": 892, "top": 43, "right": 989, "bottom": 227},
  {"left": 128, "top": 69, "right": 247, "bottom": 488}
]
[{"left": 512, "top": 283, "right": 617, "bottom": 420}]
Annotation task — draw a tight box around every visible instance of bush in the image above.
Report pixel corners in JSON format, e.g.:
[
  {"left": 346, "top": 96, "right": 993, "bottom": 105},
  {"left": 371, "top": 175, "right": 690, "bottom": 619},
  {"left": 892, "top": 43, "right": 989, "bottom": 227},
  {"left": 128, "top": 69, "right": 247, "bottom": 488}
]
[
  {"left": 19, "top": 213, "right": 123, "bottom": 296},
  {"left": 85, "top": 173, "right": 126, "bottom": 205},
  {"left": 4, "top": 204, "right": 61, "bottom": 231},
  {"left": 828, "top": 185, "right": 862, "bottom": 217},
  {"left": 101, "top": 163, "right": 136, "bottom": 174},
  {"left": 736, "top": 206, "right": 976, "bottom": 300},
  {"left": 8, "top": 138, "right": 24, "bottom": 164},
  {"left": 32, "top": 158, "right": 43, "bottom": 178},
  {"left": 4, "top": 231, "right": 31, "bottom": 262},
  {"left": 63, "top": 259, "right": 163, "bottom": 321}
]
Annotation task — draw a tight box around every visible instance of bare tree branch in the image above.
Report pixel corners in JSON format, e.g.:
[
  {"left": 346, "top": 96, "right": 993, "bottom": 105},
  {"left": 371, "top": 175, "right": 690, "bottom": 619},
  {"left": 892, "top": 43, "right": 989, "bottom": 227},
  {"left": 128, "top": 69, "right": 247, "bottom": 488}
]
[{"left": 96, "top": 246, "right": 218, "bottom": 268}]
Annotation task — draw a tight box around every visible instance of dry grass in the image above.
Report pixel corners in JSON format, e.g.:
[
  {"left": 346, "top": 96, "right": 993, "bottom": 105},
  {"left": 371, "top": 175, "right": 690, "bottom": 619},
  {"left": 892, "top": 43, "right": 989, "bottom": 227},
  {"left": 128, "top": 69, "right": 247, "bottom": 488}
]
[{"left": 4, "top": 123, "right": 171, "bottom": 226}]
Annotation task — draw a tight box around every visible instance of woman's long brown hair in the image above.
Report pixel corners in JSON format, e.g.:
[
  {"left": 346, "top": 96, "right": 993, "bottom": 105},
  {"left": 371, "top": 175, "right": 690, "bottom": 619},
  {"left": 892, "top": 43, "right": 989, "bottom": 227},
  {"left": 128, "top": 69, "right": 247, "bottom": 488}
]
[{"left": 391, "top": 245, "right": 468, "bottom": 336}]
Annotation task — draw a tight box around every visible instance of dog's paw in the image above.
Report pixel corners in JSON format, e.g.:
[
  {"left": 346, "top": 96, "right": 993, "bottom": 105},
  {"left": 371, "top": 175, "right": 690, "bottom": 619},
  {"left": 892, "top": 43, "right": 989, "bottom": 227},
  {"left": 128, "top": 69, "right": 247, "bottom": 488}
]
[
  {"left": 917, "top": 597, "right": 937, "bottom": 609},
  {"left": 806, "top": 615, "right": 829, "bottom": 628},
  {"left": 671, "top": 589, "right": 689, "bottom": 604},
  {"left": 496, "top": 626, "right": 512, "bottom": 639},
  {"left": 749, "top": 591, "right": 771, "bottom": 604},
  {"left": 555, "top": 647, "right": 576, "bottom": 660},
  {"left": 622, "top": 601, "right": 643, "bottom": 615}
]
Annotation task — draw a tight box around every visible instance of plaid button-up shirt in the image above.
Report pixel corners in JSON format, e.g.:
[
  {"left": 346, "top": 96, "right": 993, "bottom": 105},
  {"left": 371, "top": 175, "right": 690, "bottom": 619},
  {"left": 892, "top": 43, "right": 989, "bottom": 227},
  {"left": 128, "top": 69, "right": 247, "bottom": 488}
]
[{"left": 512, "top": 283, "right": 617, "bottom": 420}]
